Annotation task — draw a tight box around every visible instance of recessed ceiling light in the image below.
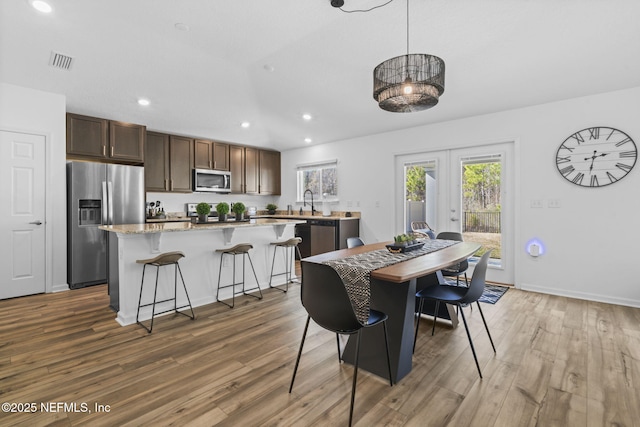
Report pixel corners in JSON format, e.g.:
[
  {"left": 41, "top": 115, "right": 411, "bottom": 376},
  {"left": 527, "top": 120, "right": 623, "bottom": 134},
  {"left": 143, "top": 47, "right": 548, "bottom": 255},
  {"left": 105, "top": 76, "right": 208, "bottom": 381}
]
[
  {"left": 174, "top": 23, "right": 190, "bottom": 31},
  {"left": 137, "top": 99, "right": 150, "bottom": 106},
  {"left": 30, "top": 0, "right": 52, "bottom": 13},
  {"left": 241, "top": 121, "right": 250, "bottom": 128},
  {"left": 304, "top": 138, "right": 312, "bottom": 144},
  {"left": 302, "top": 113, "right": 312, "bottom": 121}
]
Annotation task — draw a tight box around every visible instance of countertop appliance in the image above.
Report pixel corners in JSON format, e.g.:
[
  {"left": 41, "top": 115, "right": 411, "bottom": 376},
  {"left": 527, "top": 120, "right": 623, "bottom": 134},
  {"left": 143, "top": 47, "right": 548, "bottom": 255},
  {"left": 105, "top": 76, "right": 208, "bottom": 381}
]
[
  {"left": 193, "top": 169, "right": 231, "bottom": 193},
  {"left": 67, "top": 162, "right": 145, "bottom": 289}
]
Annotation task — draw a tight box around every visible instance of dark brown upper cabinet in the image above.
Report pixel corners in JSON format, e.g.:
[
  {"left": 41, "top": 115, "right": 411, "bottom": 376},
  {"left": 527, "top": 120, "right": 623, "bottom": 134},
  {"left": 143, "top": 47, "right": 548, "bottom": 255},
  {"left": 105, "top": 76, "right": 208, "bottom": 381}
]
[
  {"left": 145, "top": 132, "right": 193, "bottom": 192},
  {"left": 144, "top": 132, "right": 170, "bottom": 192},
  {"left": 194, "top": 139, "right": 230, "bottom": 171},
  {"left": 245, "top": 147, "right": 259, "bottom": 194},
  {"left": 230, "top": 145, "right": 280, "bottom": 195},
  {"left": 259, "top": 149, "right": 281, "bottom": 195},
  {"left": 109, "top": 121, "right": 145, "bottom": 162},
  {"left": 229, "top": 145, "right": 246, "bottom": 194},
  {"left": 66, "top": 113, "right": 108, "bottom": 159},
  {"left": 66, "top": 113, "right": 145, "bottom": 164}
]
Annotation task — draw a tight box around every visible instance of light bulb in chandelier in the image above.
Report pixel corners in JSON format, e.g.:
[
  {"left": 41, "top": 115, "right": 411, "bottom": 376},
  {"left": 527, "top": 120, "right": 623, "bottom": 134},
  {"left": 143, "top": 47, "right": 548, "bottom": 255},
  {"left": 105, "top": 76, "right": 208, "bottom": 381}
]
[{"left": 402, "top": 77, "right": 414, "bottom": 95}]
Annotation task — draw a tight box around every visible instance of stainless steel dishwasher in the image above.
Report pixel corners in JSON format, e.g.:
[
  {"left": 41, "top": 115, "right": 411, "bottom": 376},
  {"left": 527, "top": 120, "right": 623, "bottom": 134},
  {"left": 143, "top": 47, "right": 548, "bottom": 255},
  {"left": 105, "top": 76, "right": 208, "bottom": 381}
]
[
  {"left": 309, "top": 219, "right": 336, "bottom": 256},
  {"left": 295, "top": 219, "right": 337, "bottom": 257}
]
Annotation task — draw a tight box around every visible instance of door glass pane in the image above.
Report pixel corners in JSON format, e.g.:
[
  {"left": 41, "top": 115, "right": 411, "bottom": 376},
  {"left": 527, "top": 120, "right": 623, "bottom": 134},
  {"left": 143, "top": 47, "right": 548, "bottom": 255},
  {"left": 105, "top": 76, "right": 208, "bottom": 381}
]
[
  {"left": 460, "top": 155, "right": 502, "bottom": 267},
  {"left": 404, "top": 161, "right": 437, "bottom": 235}
]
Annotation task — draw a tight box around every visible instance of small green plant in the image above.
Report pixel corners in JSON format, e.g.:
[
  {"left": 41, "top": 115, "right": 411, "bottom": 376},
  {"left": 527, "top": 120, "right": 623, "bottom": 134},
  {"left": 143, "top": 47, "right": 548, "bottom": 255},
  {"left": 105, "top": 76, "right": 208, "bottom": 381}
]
[
  {"left": 216, "top": 202, "right": 230, "bottom": 215},
  {"left": 232, "top": 202, "right": 246, "bottom": 214},
  {"left": 266, "top": 203, "right": 278, "bottom": 214},
  {"left": 393, "top": 234, "right": 414, "bottom": 244},
  {"left": 196, "top": 202, "right": 211, "bottom": 216}
]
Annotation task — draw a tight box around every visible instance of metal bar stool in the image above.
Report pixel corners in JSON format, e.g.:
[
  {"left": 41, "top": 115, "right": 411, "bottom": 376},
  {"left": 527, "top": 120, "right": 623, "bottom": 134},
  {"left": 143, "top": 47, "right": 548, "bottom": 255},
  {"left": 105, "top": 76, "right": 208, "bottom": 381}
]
[
  {"left": 215, "top": 243, "right": 263, "bottom": 308},
  {"left": 268, "top": 237, "right": 302, "bottom": 293},
  {"left": 135, "top": 251, "right": 195, "bottom": 333}
]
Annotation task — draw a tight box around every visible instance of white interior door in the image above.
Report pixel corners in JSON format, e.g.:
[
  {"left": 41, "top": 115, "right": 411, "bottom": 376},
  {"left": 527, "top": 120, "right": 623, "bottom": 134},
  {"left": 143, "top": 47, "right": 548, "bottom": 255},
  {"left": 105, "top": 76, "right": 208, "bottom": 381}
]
[{"left": 0, "top": 131, "right": 46, "bottom": 299}]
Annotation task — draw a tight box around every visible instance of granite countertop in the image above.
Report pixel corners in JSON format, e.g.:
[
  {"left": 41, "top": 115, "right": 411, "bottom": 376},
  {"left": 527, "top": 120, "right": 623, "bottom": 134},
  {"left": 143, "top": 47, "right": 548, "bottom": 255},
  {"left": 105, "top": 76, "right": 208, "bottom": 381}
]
[
  {"left": 100, "top": 218, "right": 305, "bottom": 234},
  {"left": 144, "top": 211, "right": 361, "bottom": 223},
  {"left": 258, "top": 214, "right": 360, "bottom": 221},
  {"left": 146, "top": 217, "right": 191, "bottom": 223}
]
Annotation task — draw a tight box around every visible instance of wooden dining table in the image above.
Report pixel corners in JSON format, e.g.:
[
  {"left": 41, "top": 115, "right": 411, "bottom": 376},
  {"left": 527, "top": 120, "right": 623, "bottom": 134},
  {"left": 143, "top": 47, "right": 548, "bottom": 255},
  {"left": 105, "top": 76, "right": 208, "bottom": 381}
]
[{"left": 302, "top": 240, "right": 481, "bottom": 383}]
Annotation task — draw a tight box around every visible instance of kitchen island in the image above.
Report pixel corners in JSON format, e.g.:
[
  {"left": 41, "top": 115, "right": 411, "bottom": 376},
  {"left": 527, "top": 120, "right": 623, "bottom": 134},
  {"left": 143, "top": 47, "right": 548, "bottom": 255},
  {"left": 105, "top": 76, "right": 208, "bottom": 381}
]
[{"left": 100, "top": 218, "right": 305, "bottom": 326}]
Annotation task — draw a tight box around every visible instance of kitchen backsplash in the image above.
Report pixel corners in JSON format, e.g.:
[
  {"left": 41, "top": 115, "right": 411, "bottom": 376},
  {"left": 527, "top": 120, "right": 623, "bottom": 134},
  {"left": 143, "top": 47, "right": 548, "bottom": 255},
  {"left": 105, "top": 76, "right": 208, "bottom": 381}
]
[
  {"left": 146, "top": 192, "right": 360, "bottom": 219},
  {"left": 146, "top": 192, "right": 279, "bottom": 215}
]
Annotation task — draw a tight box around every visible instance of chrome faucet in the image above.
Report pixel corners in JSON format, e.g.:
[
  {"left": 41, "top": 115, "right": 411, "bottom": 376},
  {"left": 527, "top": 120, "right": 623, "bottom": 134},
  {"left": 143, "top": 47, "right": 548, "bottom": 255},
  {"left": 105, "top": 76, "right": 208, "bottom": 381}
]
[{"left": 303, "top": 189, "right": 315, "bottom": 215}]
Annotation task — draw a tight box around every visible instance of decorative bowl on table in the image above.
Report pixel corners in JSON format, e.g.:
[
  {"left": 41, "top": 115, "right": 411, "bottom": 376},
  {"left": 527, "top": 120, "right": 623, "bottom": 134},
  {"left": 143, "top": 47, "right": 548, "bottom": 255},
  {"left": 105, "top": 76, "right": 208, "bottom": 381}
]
[{"left": 386, "top": 234, "right": 424, "bottom": 253}]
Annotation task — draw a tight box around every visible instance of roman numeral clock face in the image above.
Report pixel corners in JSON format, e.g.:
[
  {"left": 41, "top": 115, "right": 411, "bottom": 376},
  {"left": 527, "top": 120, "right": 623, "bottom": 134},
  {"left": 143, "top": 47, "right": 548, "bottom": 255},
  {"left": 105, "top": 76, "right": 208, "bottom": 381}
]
[{"left": 556, "top": 127, "right": 637, "bottom": 187}]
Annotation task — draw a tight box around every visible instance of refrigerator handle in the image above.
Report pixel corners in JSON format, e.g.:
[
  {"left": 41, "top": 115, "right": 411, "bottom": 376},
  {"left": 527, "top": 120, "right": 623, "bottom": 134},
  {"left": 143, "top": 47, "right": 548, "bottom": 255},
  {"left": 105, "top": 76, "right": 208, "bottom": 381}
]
[
  {"left": 101, "top": 181, "right": 108, "bottom": 225},
  {"left": 107, "top": 181, "right": 114, "bottom": 225}
]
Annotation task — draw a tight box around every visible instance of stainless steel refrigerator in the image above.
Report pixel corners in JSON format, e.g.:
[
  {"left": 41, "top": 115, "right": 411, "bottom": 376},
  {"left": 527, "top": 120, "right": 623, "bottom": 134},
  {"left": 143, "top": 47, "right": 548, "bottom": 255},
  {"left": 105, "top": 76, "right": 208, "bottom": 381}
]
[{"left": 67, "top": 161, "right": 145, "bottom": 289}]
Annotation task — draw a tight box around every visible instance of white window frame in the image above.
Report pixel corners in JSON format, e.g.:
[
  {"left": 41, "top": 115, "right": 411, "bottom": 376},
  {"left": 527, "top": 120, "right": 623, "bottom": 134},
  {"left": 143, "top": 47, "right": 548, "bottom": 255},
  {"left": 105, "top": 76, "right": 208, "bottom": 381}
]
[{"left": 296, "top": 159, "right": 338, "bottom": 202}]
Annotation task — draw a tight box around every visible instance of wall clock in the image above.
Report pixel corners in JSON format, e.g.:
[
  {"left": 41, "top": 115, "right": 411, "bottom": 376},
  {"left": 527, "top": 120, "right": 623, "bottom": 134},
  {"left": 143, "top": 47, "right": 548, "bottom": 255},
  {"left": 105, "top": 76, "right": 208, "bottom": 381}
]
[{"left": 556, "top": 126, "right": 637, "bottom": 187}]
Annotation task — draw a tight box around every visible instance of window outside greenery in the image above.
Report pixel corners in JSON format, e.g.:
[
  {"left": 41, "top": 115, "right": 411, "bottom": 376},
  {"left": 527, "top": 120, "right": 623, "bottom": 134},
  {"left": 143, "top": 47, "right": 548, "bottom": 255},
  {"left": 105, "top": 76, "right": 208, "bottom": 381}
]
[{"left": 297, "top": 162, "right": 337, "bottom": 201}]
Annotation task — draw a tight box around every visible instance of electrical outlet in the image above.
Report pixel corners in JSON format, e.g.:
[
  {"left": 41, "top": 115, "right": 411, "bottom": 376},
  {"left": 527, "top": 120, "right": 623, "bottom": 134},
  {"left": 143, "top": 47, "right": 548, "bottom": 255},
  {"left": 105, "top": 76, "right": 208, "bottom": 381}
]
[
  {"left": 530, "top": 199, "right": 543, "bottom": 208},
  {"left": 548, "top": 199, "right": 561, "bottom": 208}
]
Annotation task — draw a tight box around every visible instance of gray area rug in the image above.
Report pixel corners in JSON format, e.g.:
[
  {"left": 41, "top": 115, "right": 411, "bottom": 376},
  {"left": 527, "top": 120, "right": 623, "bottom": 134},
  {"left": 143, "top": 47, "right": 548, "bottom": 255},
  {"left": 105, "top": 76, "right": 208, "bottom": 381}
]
[
  {"left": 479, "top": 284, "right": 508, "bottom": 304},
  {"left": 442, "top": 280, "right": 508, "bottom": 304}
]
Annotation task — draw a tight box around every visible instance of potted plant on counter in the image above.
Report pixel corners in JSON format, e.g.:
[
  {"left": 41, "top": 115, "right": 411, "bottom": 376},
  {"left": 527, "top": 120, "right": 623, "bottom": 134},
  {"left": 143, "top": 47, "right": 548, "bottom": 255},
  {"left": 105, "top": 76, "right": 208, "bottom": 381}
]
[
  {"left": 232, "top": 202, "right": 246, "bottom": 221},
  {"left": 196, "top": 202, "right": 211, "bottom": 223},
  {"left": 216, "top": 202, "right": 230, "bottom": 222},
  {"left": 266, "top": 203, "right": 277, "bottom": 215}
]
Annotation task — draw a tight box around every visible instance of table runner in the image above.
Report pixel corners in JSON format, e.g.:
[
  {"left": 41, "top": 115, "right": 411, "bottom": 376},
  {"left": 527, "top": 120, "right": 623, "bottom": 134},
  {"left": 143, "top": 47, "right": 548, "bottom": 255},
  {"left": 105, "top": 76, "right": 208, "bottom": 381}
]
[{"left": 323, "top": 239, "right": 459, "bottom": 324}]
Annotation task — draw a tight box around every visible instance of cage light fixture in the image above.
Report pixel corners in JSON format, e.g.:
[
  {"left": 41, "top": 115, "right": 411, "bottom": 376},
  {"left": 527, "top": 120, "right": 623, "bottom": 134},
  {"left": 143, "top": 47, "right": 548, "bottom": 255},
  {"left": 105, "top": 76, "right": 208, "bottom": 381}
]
[{"left": 373, "top": 0, "right": 445, "bottom": 112}]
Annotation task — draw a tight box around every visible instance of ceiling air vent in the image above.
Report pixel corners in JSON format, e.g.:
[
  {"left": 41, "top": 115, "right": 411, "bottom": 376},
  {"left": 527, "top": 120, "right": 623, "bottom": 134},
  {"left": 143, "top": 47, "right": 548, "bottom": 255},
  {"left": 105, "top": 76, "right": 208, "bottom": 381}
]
[{"left": 48, "top": 51, "right": 74, "bottom": 70}]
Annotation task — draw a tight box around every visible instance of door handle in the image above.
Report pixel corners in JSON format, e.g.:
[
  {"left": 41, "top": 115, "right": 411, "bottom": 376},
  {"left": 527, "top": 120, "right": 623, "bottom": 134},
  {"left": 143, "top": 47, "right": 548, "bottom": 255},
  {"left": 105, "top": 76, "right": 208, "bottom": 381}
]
[
  {"left": 29, "top": 221, "right": 43, "bottom": 225},
  {"left": 450, "top": 217, "right": 459, "bottom": 221}
]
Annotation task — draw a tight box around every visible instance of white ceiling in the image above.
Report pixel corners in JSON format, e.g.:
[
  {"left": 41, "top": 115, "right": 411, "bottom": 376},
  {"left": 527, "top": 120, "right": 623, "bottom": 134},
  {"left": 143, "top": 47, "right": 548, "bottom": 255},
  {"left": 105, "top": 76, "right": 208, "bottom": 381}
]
[{"left": 2, "top": 0, "right": 640, "bottom": 151}]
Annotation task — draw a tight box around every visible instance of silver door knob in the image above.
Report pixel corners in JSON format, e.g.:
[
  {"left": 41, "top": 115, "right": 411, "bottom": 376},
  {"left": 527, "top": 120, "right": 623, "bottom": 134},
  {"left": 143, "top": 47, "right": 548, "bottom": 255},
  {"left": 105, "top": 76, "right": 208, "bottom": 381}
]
[{"left": 29, "top": 221, "right": 43, "bottom": 225}]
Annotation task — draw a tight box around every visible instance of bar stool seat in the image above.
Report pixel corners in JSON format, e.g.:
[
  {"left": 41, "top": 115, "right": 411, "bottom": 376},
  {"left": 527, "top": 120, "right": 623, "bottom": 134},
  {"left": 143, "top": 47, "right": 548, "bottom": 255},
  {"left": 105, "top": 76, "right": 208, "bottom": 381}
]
[
  {"left": 215, "top": 243, "right": 263, "bottom": 308},
  {"left": 135, "top": 251, "right": 195, "bottom": 333},
  {"left": 268, "top": 237, "right": 302, "bottom": 293}
]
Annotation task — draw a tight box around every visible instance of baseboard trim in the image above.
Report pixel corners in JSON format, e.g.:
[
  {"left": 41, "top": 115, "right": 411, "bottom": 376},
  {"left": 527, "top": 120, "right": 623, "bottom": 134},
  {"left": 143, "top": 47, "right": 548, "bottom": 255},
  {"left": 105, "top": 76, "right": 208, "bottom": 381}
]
[{"left": 520, "top": 283, "right": 640, "bottom": 308}]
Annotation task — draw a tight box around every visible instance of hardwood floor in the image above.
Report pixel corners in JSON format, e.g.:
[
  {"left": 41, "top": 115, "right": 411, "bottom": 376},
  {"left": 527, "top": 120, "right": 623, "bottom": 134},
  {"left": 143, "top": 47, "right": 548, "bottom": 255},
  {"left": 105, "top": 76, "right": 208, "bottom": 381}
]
[{"left": 1, "top": 280, "right": 639, "bottom": 426}]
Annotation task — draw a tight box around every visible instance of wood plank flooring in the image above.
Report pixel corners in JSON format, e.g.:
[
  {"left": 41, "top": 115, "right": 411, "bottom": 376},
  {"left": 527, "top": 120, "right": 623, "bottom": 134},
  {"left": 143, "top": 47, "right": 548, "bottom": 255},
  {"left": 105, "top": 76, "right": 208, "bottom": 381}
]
[{"left": 1, "top": 279, "right": 639, "bottom": 426}]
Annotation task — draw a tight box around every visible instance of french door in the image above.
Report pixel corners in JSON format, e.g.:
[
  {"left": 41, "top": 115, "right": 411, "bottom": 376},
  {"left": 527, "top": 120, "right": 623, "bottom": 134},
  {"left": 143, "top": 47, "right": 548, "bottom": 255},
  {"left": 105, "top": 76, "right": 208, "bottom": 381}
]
[{"left": 395, "top": 142, "right": 514, "bottom": 285}]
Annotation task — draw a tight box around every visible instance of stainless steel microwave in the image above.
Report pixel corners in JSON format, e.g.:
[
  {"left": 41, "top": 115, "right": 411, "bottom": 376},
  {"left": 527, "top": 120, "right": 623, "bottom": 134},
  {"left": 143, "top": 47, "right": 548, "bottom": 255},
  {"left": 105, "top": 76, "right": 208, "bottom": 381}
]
[{"left": 193, "top": 169, "right": 231, "bottom": 193}]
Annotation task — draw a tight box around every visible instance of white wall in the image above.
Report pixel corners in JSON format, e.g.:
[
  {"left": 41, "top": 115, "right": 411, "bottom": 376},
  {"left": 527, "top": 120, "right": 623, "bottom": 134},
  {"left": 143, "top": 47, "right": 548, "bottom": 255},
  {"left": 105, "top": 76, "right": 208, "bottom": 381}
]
[
  {"left": 279, "top": 87, "right": 640, "bottom": 308},
  {"left": 0, "top": 82, "right": 68, "bottom": 292}
]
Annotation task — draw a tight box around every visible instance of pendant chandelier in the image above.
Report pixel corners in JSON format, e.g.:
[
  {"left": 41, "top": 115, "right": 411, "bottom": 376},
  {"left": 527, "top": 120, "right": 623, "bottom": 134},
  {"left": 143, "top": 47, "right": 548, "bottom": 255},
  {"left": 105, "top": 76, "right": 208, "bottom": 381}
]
[{"left": 373, "top": 0, "right": 445, "bottom": 113}]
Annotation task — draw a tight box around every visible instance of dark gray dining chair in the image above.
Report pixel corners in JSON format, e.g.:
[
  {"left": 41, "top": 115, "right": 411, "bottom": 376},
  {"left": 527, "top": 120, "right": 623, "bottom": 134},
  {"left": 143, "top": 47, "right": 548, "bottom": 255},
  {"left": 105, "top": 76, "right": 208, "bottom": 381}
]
[
  {"left": 436, "top": 231, "right": 469, "bottom": 286},
  {"left": 290, "top": 262, "right": 393, "bottom": 426},
  {"left": 346, "top": 237, "right": 365, "bottom": 248},
  {"left": 414, "top": 251, "right": 496, "bottom": 378}
]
